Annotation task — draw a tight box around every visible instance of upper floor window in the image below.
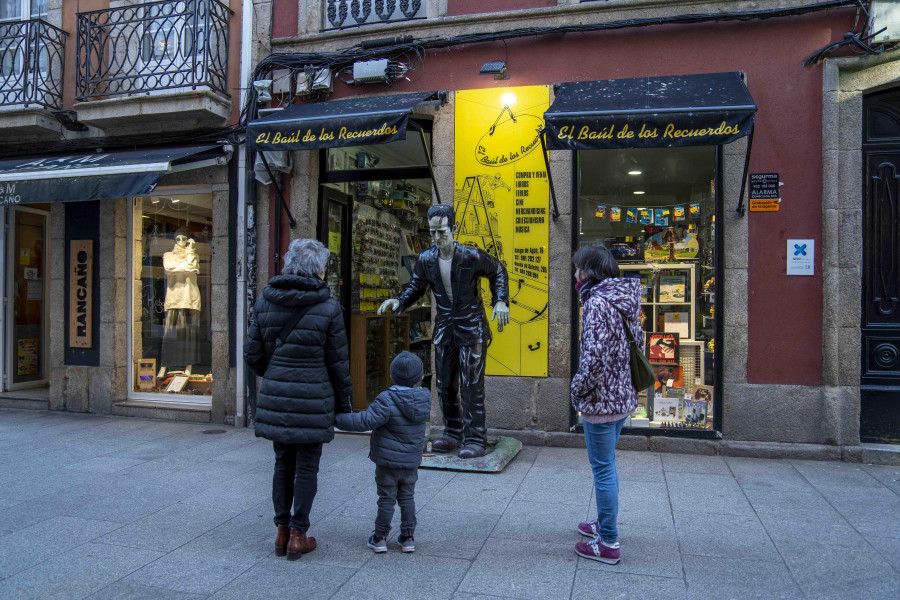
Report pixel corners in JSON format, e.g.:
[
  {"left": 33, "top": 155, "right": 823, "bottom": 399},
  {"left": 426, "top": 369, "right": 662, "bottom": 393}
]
[
  {"left": 0, "top": 0, "right": 47, "bottom": 22},
  {"left": 323, "top": 0, "right": 427, "bottom": 31}
]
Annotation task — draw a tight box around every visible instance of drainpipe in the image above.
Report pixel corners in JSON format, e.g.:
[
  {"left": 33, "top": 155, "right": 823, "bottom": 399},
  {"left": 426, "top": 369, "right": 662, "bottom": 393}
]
[{"left": 234, "top": 0, "right": 253, "bottom": 428}]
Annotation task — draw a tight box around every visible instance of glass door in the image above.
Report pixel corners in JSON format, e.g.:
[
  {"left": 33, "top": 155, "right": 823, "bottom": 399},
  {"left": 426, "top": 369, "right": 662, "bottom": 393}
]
[{"left": 5, "top": 206, "right": 48, "bottom": 390}]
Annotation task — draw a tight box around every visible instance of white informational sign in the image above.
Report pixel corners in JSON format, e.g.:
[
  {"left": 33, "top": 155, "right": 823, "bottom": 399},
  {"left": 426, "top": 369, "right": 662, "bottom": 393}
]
[{"left": 786, "top": 239, "right": 815, "bottom": 276}]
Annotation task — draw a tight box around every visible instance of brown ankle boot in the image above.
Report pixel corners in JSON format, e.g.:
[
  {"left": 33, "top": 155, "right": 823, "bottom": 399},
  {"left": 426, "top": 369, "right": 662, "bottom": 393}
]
[
  {"left": 286, "top": 528, "right": 317, "bottom": 561},
  {"left": 274, "top": 524, "right": 290, "bottom": 556}
]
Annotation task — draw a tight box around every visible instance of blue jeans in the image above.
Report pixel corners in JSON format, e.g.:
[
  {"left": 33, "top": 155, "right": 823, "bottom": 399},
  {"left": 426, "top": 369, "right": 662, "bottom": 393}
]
[{"left": 583, "top": 417, "right": 627, "bottom": 544}]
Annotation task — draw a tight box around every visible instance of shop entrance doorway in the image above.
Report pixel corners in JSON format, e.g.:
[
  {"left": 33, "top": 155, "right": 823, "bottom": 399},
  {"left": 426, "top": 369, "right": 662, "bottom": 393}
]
[
  {"left": 1, "top": 206, "right": 49, "bottom": 391},
  {"left": 861, "top": 89, "right": 900, "bottom": 444}
]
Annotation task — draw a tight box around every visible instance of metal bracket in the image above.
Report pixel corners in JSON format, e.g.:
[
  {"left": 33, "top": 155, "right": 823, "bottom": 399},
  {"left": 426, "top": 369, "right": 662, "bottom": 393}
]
[
  {"left": 409, "top": 121, "right": 442, "bottom": 205},
  {"left": 735, "top": 122, "right": 755, "bottom": 217},
  {"left": 539, "top": 129, "right": 560, "bottom": 220},
  {"left": 258, "top": 150, "right": 297, "bottom": 228}
]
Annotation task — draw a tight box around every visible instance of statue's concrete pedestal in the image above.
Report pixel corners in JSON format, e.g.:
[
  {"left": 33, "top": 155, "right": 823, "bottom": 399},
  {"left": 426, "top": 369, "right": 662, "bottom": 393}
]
[{"left": 420, "top": 434, "right": 522, "bottom": 473}]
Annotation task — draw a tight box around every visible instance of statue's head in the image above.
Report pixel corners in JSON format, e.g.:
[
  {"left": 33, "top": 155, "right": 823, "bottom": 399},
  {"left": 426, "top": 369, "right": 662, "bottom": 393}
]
[
  {"left": 174, "top": 228, "right": 189, "bottom": 248},
  {"left": 427, "top": 204, "right": 457, "bottom": 256}
]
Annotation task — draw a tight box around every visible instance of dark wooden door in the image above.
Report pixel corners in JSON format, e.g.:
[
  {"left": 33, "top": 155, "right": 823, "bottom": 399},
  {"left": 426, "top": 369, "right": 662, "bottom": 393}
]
[{"left": 861, "top": 89, "right": 900, "bottom": 443}]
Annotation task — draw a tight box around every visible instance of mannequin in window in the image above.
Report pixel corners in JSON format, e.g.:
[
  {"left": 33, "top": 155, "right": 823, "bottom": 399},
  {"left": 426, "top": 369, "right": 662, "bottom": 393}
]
[{"left": 159, "top": 228, "right": 202, "bottom": 379}]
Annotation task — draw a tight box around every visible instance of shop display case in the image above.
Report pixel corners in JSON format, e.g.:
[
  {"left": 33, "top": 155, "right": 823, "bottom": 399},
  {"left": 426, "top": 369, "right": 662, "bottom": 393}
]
[{"left": 349, "top": 313, "right": 410, "bottom": 409}]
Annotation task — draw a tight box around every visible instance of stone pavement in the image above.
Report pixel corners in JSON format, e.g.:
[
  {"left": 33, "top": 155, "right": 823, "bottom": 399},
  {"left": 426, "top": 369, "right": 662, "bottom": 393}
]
[{"left": 0, "top": 408, "right": 898, "bottom": 600}]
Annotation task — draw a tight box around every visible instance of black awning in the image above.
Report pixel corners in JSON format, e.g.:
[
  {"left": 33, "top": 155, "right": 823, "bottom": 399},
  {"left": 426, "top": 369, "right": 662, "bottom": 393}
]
[
  {"left": 544, "top": 72, "right": 756, "bottom": 150},
  {"left": 0, "top": 144, "right": 229, "bottom": 205},
  {"left": 246, "top": 91, "right": 441, "bottom": 151}
]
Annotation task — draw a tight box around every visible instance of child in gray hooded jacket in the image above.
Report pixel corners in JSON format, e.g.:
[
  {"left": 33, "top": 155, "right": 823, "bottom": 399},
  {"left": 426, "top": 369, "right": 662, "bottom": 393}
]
[{"left": 336, "top": 351, "right": 431, "bottom": 553}]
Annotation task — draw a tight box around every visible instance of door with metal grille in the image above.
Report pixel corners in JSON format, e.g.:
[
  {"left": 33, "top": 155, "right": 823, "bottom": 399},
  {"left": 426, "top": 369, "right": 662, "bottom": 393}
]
[{"left": 861, "top": 89, "right": 900, "bottom": 443}]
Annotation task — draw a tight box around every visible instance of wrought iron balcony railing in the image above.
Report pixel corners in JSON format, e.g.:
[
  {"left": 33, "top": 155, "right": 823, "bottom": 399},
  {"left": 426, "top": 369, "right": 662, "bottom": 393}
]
[
  {"left": 76, "top": 0, "right": 231, "bottom": 101},
  {"left": 0, "top": 19, "right": 67, "bottom": 110},
  {"left": 324, "top": 0, "right": 427, "bottom": 31}
]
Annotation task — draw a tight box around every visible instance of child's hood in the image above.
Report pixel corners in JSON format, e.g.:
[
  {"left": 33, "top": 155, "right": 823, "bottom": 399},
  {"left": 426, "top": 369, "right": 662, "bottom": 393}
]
[{"left": 389, "top": 386, "right": 431, "bottom": 422}]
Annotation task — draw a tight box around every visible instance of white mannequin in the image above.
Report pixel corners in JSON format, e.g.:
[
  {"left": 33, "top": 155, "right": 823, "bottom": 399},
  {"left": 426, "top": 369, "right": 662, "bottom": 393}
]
[{"left": 160, "top": 232, "right": 200, "bottom": 377}]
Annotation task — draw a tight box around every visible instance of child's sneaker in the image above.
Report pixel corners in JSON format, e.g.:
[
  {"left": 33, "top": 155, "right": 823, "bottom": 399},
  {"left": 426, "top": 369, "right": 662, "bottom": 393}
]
[
  {"left": 577, "top": 519, "right": 600, "bottom": 538},
  {"left": 398, "top": 535, "right": 415, "bottom": 553},
  {"left": 575, "top": 538, "right": 620, "bottom": 564},
  {"left": 367, "top": 534, "right": 387, "bottom": 553}
]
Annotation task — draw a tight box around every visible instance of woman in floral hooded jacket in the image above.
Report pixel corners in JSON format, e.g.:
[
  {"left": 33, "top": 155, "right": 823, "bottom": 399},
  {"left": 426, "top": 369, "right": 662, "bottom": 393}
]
[{"left": 570, "top": 244, "right": 642, "bottom": 566}]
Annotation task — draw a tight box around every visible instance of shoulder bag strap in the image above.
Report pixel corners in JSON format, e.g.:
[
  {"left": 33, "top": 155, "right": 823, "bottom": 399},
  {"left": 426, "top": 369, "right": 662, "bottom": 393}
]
[{"left": 267, "top": 303, "right": 315, "bottom": 362}]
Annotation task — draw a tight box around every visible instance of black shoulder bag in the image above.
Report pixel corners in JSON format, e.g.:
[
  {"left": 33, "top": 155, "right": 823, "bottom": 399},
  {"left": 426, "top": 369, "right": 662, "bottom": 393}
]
[{"left": 614, "top": 307, "right": 655, "bottom": 392}]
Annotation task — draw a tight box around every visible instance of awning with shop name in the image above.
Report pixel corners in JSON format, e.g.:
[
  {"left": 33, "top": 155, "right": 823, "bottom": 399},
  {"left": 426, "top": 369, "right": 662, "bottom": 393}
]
[
  {"left": 543, "top": 72, "right": 756, "bottom": 150},
  {"left": 246, "top": 91, "right": 442, "bottom": 151},
  {"left": 0, "top": 144, "right": 231, "bottom": 205}
]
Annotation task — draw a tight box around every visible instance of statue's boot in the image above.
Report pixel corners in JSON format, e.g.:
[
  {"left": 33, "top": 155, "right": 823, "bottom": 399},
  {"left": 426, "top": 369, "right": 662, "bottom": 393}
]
[
  {"left": 274, "top": 524, "right": 290, "bottom": 556},
  {"left": 432, "top": 436, "right": 460, "bottom": 452},
  {"left": 458, "top": 444, "right": 486, "bottom": 459}
]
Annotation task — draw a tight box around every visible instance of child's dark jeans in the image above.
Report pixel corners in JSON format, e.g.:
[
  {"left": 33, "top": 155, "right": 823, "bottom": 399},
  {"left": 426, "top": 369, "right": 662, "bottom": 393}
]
[{"left": 374, "top": 464, "right": 418, "bottom": 538}]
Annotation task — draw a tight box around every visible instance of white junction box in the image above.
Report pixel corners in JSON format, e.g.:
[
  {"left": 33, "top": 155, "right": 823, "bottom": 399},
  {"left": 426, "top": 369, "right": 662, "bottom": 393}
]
[
  {"left": 353, "top": 59, "right": 390, "bottom": 84},
  {"left": 296, "top": 67, "right": 333, "bottom": 94}
]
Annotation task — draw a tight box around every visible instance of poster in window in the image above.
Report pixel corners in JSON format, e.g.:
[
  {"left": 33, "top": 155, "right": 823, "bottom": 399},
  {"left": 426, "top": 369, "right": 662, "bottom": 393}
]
[
  {"left": 595, "top": 205, "right": 606, "bottom": 219},
  {"left": 673, "top": 206, "right": 685, "bottom": 221},
  {"left": 610, "top": 207, "right": 621, "bottom": 222},
  {"left": 639, "top": 209, "right": 653, "bottom": 225},
  {"left": 625, "top": 208, "right": 637, "bottom": 223},
  {"left": 654, "top": 209, "right": 670, "bottom": 226},
  {"left": 17, "top": 339, "right": 38, "bottom": 375},
  {"left": 681, "top": 399, "right": 707, "bottom": 426},
  {"left": 653, "top": 397, "right": 680, "bottom": 422},
  {"left": 689, "top": 202, "right": 701, "bottom": 218},
  {"left": 652, "top": 363, "right": 683, "bottom": 391},
  {"left": 647, "top": 332, "right": 679, "bottom": 365},
  {"left": 658, "top": 275, "right": 686, "bottom": 302}
]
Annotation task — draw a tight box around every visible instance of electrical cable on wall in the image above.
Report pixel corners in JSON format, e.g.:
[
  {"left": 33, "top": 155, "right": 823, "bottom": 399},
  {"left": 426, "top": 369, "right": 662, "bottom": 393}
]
[{"left": 241, "top": 0, "right": 867, "bottom": 128}]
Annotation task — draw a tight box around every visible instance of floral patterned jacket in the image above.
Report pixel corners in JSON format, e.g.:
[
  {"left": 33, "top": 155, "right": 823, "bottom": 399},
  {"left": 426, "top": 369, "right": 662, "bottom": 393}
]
[{"left": 571, "top": 277, "right": 643, "bottom": 417}]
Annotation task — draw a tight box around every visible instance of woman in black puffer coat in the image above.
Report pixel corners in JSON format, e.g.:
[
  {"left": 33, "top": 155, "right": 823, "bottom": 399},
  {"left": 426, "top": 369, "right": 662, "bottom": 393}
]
[{"left": 245, "top": 238, "right": 352, "bottom": 561}]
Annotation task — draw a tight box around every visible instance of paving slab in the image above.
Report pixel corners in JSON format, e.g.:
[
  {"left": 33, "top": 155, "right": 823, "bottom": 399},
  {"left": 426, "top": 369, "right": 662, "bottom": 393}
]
[
  {"left": 790, "top": 459, "right": 884, "bottom": 488},
  {"left": 492, "top": 500, "right": 586, "bottom": 546},
  {"left": 87, "top": 582, "right": 207, "bottom": 600},
  {"left": 457, "top": 538, "right": 577, "bottom": 600},
  {"left": 682, "top": 554, "right": 803, "bottom": 600},
  {"left": 0, "top": 542, "right": 162, "bottom": 600},
  {"left": 511, "top": 467, "right": 593, "bottom": 506},
  {"left": 572, "top": 572, "right": 687, "bottom": 600},
  {"left": 661, "top": 453, "right": 731, "bottom": 475},
  {"left": 207, "top": 556, "right": 355, "bottom": 600},
  {"left": 724, "top": 457, "right": 814, "bottom": 492},
  {"left": 861, "top": 463, "right": 900, "bottom": 494},
  {"left": 673, "top": 511, "right": 777, "bottom": 561},
  {"left": 98, "top": 502, "right": 243, "bottom": 552},
  {"left": 665, "top": 472, "right": 754, "bottom": 516},
  {"left": 425, "top": 476, "right": 519, "bottom": 515},
  {"left": 334, "top": 552, "right": 471, "bottom": 600},
  {"left": 0, "top": 515, "right": 122, "bottom": 579},
  {"left": 579, "top": 525, "right": 684, "bottom": 579},
  {"left": 778, "top": 539, "right": 900, "bottom": 599},
  {"left": 409, "top": 508, "right": 500, "bottom": 560}
]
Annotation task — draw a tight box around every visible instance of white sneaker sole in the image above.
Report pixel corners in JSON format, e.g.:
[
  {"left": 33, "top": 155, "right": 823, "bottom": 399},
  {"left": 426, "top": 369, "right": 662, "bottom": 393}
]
[
  {"left": 401, "top": 546, "right": 415, "bottom": 553},
  {"left": 575, "top": 547, "right": 620, "bottom": 564},
  {"left": 367, "top": 543, "right": 387, "bottom": 553}
]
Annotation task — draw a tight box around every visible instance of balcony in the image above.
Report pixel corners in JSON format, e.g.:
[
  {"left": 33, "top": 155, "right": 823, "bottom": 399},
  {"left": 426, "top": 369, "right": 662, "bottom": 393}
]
[
  {"left": 323, "top": 0, "right": 427, "bottom": 31},
  {"left": 74, "top": 0, "right": 232, "bottom": 133},
  {"left": 0, "top": 19, "right": 67, "bottom": 139}
]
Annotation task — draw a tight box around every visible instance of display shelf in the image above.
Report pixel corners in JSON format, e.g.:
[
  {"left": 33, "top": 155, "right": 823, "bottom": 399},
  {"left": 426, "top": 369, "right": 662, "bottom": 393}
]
[
  {"left": 621, "top": 262, "right": 697, "bottom": 341},
  {"left": 350, "top": 313, "right": 409, "bottom": 409}
]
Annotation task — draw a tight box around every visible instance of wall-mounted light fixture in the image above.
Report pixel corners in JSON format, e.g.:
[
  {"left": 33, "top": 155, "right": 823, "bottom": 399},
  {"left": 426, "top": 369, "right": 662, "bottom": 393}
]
[{"left": 480, "top": 40, "right": 510, "bottom": 80}]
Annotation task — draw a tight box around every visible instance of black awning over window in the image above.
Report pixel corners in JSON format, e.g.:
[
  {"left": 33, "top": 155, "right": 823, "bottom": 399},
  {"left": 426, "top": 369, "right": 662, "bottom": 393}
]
[
  {"left": 246, "top": 91, "right": 441, "bottom": 151},
  {"left": 0, "top": 144, "right": 229, "bottom": 205},
  {"left": 544, "top": 72, "right": 756, "bottom": 151}
]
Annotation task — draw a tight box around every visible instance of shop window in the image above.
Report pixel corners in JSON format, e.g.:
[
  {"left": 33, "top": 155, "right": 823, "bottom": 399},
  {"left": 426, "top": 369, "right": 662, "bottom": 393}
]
[
  {"left": 131, "top": 194, "right": 214, "bottom": 401},
  {"left": 576, "top": 146, "right": 718, "bottom": 431},
  {"left": 319, "top": 135, "right": 434, "bottom": 409}
]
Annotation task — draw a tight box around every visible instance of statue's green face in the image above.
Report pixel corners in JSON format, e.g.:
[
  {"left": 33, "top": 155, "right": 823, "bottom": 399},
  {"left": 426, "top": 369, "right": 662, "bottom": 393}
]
[{"left": 429, "top": 216, "right": 455, "bottom": 256}]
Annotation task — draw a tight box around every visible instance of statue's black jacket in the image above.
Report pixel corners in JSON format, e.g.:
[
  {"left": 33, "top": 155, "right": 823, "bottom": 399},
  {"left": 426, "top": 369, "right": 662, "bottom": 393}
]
[
  {"left": 245, "top": 274, "right": 353, "bottom": 444},
  {"left": 396, "top": 242, "right": 509, "bottom": 347}
]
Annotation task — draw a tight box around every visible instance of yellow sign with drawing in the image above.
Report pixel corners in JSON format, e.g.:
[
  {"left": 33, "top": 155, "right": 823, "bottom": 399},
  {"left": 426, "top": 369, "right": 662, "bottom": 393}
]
[{"left": 455, "top": 86, "right": 550, "bottom": 377}]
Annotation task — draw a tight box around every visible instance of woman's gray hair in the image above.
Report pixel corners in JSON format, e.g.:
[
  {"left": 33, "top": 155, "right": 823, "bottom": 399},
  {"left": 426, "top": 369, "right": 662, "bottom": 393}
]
[{"left": 282, "top": 238, "right": 330, "bottom": 277}]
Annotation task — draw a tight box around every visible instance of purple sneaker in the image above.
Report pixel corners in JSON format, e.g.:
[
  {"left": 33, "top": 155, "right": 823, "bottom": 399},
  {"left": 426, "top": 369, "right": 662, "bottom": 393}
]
[
  {"left": 577, "top": 519, "right": 600, "bottom": 538},
  {"left": 575, "top": 538, "right": 621, "bottom": 564}
]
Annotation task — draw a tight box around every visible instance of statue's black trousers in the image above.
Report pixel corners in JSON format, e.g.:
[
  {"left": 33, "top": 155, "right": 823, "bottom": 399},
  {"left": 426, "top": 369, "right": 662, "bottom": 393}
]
[{"left": 434, "top": 342, "right": 488, "bottom": 449}]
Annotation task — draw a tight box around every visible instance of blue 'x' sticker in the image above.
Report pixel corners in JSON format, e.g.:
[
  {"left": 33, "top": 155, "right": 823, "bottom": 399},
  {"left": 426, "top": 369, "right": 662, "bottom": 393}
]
[{"left": 793, "top": 244, "right": 807, "bottom": 256}]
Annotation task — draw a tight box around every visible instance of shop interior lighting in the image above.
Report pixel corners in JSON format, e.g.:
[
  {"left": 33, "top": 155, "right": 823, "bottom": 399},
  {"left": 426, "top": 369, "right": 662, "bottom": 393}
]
[
  {"left": 172, "top": 198, "right": 180, "bottom": 203},
  {"left": 628, "top": 170, "right": 642, "bottom": 175},
  {"left": 633, "top": 191, "right": 645, "bottom": 195}
]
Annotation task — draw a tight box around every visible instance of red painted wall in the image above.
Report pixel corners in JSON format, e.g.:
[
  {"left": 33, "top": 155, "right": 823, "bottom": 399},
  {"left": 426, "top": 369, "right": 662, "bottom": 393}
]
[
  {"left": 448, "top": 0, "right": 558, "bottom": 16},
  {"left": 284, "top": 10, "right": 854, "bottom": 386},
  {"left": 272, "top": 0, "right": 298, "bottom": 38}
]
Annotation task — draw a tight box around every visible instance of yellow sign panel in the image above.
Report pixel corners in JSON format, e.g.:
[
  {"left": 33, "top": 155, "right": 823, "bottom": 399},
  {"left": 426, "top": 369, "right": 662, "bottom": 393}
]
[{"left": 455, "top": 86, "right": 550, "bottom": 377}]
